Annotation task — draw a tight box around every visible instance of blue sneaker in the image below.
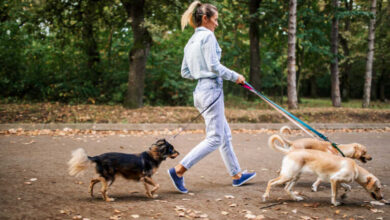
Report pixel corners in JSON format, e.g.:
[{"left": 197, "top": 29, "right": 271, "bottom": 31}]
[
  {"left": 232, "top": 172, "right": 256, "bottom": 187},
  {"left": 168, "top": 168, "right": 188, "bottom": 193}
]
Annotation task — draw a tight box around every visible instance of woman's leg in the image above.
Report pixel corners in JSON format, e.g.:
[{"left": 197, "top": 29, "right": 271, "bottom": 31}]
[
  {"left": 179, "top": 89, "right": 225, "bottom": 171},
  {"left": 219, "top": 117, "right": 241, "bottom": 178}
]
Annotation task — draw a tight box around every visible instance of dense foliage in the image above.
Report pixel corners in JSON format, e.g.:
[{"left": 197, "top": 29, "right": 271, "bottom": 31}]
[{"left": 0, "top": 0, "right": 389, "bottom": 106}]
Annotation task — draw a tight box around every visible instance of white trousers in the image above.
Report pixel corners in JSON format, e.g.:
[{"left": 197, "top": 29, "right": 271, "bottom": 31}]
[{"left": 180, "top": 78, "right": 241, "bottom": 176}]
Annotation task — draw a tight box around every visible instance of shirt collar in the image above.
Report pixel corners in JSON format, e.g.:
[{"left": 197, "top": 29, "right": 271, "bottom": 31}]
[{"left": 195, "top": 26, "right": 211, "bottom": 32}]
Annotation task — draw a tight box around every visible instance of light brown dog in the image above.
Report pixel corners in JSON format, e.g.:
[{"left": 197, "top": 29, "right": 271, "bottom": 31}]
[
  {"left": 269, "top": 133, "right": 373, "bottom": 191},
  {"left": 262, "top": 148, "right": 384, "bottom": 206},
  {"left": 279, "top": 126, "right": 372, "bottom": 163}
]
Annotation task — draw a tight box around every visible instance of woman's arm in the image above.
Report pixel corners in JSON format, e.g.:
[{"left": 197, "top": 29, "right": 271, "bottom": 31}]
[
  {"left": 201, "top": 34, "right": 239, "bottom": 82},
  {"left": 181, "top": 55, "right": 194, "bottom": 79}
]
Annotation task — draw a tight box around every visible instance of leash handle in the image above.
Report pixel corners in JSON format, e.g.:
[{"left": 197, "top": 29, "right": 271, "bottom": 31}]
[{"left": 242, "top": 81, "right": 345, "bottom": 157}]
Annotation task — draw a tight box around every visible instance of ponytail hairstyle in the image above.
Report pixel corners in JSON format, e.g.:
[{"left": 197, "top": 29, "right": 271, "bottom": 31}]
[{"left": 181, "top": 1, "right": 218, "bottom": 31}]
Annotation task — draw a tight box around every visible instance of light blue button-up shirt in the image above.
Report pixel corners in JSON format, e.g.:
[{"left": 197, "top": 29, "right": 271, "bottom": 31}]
[{"left": 181, "top": 27, "right": 239, "bottom": 82}]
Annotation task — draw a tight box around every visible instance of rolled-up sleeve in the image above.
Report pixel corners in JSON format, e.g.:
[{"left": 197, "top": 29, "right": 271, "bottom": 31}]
[{"left": 201, "top": 34, "right": 239, "bottom": 82}]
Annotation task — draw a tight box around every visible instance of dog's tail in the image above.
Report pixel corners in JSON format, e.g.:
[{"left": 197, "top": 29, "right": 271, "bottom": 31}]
[
  {"left": 68, "top": 148, "right": 92, "bottom": 177},
  {"left": 268, "top": 134, "right": 290, "bottom": 154},
  {"left": 279, "top": 126, "right": 293, "bottom": 146}
]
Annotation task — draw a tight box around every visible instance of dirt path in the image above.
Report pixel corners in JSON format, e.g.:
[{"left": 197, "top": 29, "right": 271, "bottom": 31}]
[{"left": 0, "top": 131, "right": 389, "bottom": 219}]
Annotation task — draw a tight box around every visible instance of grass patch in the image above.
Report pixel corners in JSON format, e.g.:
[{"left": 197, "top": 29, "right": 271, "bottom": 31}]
[{"left": 225, "top": 95, "right": 390, "bottom": 109}]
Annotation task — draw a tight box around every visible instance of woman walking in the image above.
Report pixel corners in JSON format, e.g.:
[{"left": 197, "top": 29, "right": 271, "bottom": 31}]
[{"left": 168, "top": 1, "right": 256, "bottom": 193}]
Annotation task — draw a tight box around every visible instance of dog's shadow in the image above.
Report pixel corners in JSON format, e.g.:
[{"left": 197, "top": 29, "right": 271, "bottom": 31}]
[
  {"left": 261, "top": 198, "right": 368, "bottom": 208},
  {"left": 80, "top": 193, "right": 152, "bottom": 203}
]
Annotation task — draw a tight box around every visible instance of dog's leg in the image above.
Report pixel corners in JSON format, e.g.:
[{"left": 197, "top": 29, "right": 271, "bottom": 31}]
[
  {"left": 340, "top": 183, "right": 351, "bottom": 191},
  {"left": 99, "top": 177, "right": 114, "bottom": 202},
  {"left": 89, "top": 178, "right": 100, "bottom": 198},
  {"left": 141, "top": 177, "right": 154, "bottom": 198},
  {"left": 340, "top": 183, "right": 352, "bottom": 200},
  {"left": 144, "top": 177, "right": 160, "bottom": 198},
  {"left": 285, "top": 175, "right": 303, "bottom": 201},
  {"left": 330, "top": 179, "right": 341, "bottom": 206},
  {"left": 263, "top": 175, "right": 292, "bottom": 202},
  {"left": 311, "top": 178, "right": 321, "bottom": 192}
]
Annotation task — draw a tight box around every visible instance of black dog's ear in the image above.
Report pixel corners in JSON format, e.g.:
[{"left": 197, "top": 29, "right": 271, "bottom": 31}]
[{"left": 155, "top": 139, "right": 166, "bottom": 147}]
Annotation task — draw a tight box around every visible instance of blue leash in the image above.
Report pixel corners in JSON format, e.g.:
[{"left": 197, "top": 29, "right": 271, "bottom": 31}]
[{"left": 242, "top": 81, "right": 345, "bottom": 157}]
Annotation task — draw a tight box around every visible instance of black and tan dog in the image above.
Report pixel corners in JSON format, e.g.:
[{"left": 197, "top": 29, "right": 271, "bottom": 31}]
[{"left": 68, "top": 139, "right": 179, "bottom": 202}]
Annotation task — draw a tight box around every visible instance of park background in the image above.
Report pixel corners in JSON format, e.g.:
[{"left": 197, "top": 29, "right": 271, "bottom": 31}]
[{"left": 1, "top": 0, "right": 389, "bottom": 123}]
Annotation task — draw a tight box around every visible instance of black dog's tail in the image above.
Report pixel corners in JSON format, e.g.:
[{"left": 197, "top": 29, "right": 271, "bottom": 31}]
[{"left": 68, "top": 148, "right": 93, "bottom": 177}]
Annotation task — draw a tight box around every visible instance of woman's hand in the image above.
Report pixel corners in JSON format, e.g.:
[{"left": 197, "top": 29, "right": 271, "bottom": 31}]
[{"left": 235, "top": 74, "right": 246, "bottom": 85}]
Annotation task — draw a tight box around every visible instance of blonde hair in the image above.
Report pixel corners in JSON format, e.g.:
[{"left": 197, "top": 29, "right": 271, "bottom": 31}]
[{"left": 181, "top": 1, "right": 217, "bottom": 31}]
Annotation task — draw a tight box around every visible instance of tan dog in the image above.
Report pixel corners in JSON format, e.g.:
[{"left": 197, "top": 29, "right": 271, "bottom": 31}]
[
  {"left": 279, "top": 126, "right": 372, "bottom": 163},
  {"left": 269, "top": 134, "right": 372, "bottom": 191},
  {"left": 277, "top": 126, "right": 372, "bottom": 192},
  {"left": 262, "top": 147, "right": 384, "bottom": 206}
]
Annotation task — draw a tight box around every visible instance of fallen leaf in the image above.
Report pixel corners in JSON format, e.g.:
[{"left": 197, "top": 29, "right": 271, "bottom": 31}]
[
  {"left": 370, "top": 201, "right": 385, "bottom": 206},
  {"left": 256, "top": 215, "right": 265, "bottom": 220},
  {"left": 376, "top": 217, "right": 383, "bottom": 220},
  {"left": 175, "top": 206, "right": 186, "bottom": 211},
  {"left": 24, "top": 181, "right": 32, "bottom": 185},
  {"left": 301, "top": 216, "right": 312, "bottom": 220},
  {"left": 189, "top": 193, "right": 195, "bottom": 196},
  {"left": 221, "top": 211, "right": 229, "bottom": 215},
  {"left": 131, "top": 214, "right": 139, "bottom": 219},
  {"left": 29, "top": 178, "right": 37, "bottom": 182},
  {"left": 229, "top": 203, "right": 237, "bottom": 207},
  {"left": 245, "top": 213, "right": 256, "bottom": 219},
  {"left": 216, "top": 198, "right": 222, "bottom": 201},
  {"left": 225, "top": 195, "right": 235, "bottom": 199},
  {"left": 335, "top": 210, "right": 340, "bottom": 214},
  {"left": 303, "top": 203, "right": 320, "bottom": 208},
  {"left": 370, "top": 209, "right": 384, "bottom": 213},
  {"left": 114, "top": 209, "right": 121, "bottom": 213},
  {"left": 109, "top": 215, "right": 121, "bottom": 220},
  {"left": 199, "top": 214, "right": 208, "bottom": 218},
  {"left": 73, "top": 215, "right": 83, "bottom": 220},
  {"left": 292, "top": 209, "right": 297, "bottom": 214}
]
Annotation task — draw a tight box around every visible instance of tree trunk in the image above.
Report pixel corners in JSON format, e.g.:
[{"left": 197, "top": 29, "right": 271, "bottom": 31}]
[
  {"left": 296, "top": 38, "right": 303, "bottom": 103},
  {"left": 122, "top": 0, "right": 152, "bottom": 109},
  {"left": 363, "top": 0, "right": 377, "bottom": 108},
  {"left": 82, "top": 0, "right": 101, "bottom": 86},
  {"left": 339, "top": 0, "right": 352, "bottom": 101},
  {"left": 330, "top": 0, "right": 341, "bottom": 107},
  {"left": 287, "top": 0, "right": 298, "bottom": 109},
  {"left": 249, "top": 0, "right": 262, "bottom": 93}
]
